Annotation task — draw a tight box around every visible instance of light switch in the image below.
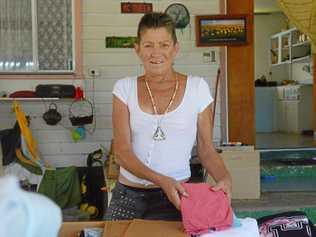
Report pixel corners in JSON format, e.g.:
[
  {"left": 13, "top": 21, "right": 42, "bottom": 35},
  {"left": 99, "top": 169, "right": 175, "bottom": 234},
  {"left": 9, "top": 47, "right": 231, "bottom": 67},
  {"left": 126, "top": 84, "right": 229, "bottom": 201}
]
[
  {"left": 203, "top": 51, "right": 216, "bottom": 63},
  {"left": 211, "top": 50, "right": 216, "bottom": 62}
]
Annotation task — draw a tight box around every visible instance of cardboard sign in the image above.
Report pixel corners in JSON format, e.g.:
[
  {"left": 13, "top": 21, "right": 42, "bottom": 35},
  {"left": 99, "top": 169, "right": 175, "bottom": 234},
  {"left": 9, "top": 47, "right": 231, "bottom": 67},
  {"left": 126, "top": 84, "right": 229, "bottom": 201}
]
[{"left": 121, "top": 2, "right": 152, "bottom": 13}]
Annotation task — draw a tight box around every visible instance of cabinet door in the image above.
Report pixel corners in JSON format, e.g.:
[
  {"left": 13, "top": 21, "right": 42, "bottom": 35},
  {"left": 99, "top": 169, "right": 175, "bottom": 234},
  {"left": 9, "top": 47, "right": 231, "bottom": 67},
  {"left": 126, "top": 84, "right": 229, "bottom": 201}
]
[
  {"left": 298, "top": 86, "right": 313, "bottom": 131},
  {"left": 286, "top": 101, "right": 299, "bottom": 133},
  {"left": 280, "top": 33, "right": 291, "bottom": 63},
  {"left": 255, "top": 88, "right": 276, "bottom": 132},
  {"left": 278, "top": 100, "right": 299, "bottom": 133},
  {"left": 277, "top": 100, "right": 287, "bottom": 132},
  {"left": 270, "top": 37, "right": 279, "bottom": 65}
]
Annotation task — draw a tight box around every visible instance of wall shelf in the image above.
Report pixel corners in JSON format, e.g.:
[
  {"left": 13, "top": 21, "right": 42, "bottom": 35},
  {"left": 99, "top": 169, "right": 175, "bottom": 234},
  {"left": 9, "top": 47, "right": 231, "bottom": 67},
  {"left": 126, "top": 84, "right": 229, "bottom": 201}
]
[
  {"left": 0, "top": 97, "right": 60, "bottom": 101},
  {"left": 270, "top": 28, "right": 311, "bottom": 66},
  {"left": 292, "top": 55, "right": 311, "bottom": 63},
  {"left": 292, "top": 41, "right": 310, "bottom": 48},
  {"left": 271, "top": 60, "right": 290, "bottom": 67}
]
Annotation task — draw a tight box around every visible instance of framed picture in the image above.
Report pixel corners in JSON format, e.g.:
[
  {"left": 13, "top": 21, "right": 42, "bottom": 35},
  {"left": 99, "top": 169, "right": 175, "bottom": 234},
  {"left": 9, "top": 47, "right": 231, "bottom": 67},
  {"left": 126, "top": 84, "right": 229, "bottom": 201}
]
[{"left": 195, "top": 15, "right": 248, "bottom": 47}]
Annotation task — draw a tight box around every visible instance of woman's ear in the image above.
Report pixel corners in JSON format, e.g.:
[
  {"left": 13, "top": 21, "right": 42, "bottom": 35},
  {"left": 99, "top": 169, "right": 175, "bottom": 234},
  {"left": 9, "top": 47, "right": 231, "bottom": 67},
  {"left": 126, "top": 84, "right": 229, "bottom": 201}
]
[
  {"left": 134, "top": 43, "right": 140, "bottom": 55},
  {"left": 174, "top": 41, "right": 180, "bottom": 56}
]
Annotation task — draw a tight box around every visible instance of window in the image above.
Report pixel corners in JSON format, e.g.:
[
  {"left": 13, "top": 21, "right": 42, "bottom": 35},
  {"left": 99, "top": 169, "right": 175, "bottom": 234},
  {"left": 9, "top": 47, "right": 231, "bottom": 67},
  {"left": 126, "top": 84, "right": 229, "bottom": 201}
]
[{"left": 0, "top": 0, "right": 82, "bottom": 78}]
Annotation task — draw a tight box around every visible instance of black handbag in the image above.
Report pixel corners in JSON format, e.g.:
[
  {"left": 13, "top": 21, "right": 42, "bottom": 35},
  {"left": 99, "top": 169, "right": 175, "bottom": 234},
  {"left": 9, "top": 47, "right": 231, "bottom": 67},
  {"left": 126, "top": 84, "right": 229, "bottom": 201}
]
[{"left": 69, "top": 99, "right": 94, "bottom": 126}]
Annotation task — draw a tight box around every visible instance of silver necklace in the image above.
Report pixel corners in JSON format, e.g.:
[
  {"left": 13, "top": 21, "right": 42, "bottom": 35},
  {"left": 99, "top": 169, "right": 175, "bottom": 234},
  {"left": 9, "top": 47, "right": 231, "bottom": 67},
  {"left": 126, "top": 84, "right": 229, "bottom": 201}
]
[{"left": 144, "top": 74, "right": 179, "bottom": 141}]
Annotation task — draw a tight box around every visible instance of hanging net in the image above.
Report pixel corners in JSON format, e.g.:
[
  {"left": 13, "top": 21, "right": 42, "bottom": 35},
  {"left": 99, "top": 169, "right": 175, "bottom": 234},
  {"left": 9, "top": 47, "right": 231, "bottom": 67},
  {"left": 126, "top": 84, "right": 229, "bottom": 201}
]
[{"left": 278, "top": 0, "right": 316, "bottom": 50}]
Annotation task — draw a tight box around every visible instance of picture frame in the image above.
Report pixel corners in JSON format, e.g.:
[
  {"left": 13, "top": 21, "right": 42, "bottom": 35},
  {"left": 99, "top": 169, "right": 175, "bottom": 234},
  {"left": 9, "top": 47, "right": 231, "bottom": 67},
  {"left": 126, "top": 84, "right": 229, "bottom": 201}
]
[{"left": 195, "top": 15, "right": 248, "bottom": 47}]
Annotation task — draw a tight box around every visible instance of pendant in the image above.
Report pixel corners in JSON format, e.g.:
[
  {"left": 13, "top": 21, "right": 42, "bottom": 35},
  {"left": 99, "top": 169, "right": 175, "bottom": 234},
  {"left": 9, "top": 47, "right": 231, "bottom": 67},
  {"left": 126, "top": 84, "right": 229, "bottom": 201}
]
[{"left": 153, "top": 126, "right": 166, "bottom": 141}]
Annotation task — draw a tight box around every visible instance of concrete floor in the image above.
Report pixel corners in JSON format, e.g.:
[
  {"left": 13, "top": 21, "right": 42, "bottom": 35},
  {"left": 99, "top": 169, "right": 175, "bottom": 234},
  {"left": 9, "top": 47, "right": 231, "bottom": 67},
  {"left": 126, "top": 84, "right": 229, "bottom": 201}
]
[
  {"left": 233, "top": 191, "right": 316, "bottom": 223},
  {"left": 232, "top": 191, "right": 316, "bottom": 212},
  {"left": 256, "top": 132, "right": 315, "bottom": 149}
]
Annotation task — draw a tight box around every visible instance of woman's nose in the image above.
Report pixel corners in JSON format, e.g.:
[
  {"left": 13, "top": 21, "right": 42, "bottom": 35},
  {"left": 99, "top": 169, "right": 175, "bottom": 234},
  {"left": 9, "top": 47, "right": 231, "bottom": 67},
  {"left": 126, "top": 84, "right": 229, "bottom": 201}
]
[{"left": 151, "top": 46, "right": 162, "bottom": 55}]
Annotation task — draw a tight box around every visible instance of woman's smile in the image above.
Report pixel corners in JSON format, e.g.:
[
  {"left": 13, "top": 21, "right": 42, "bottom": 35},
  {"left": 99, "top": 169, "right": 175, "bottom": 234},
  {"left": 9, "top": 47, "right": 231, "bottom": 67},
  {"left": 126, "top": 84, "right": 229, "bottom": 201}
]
[{"left": 149, "top": 59, "right": 164, "bottom": 64}]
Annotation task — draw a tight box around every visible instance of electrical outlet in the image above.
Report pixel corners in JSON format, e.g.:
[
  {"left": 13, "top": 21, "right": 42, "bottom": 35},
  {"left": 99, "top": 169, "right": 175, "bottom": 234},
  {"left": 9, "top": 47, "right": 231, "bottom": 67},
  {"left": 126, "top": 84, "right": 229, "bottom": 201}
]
[
  {"left": 203, "top": 52, "right": 211, "bottom": 63},
  {"left": 88, "top": 68, "right": 100, "bottom": 77}
]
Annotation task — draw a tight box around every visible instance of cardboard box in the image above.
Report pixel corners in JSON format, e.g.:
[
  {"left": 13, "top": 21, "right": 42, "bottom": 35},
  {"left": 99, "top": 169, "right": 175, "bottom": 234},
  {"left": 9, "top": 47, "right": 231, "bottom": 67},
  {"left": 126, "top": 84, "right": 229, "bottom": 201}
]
[
  {"left": 103, "top": 220, "right": 132, "bottom": 237},
  {"left": 121, "top": 219, "right": 186, "bottom": 237},
  {"left": 59, "top": 219, "right": 187, "bottom": 237},
  {"left": 58, "top": 221, "right": 104, "bottom": 237},
  {"left": 206, "top": 146, "right": 260, "bottom": 199}
]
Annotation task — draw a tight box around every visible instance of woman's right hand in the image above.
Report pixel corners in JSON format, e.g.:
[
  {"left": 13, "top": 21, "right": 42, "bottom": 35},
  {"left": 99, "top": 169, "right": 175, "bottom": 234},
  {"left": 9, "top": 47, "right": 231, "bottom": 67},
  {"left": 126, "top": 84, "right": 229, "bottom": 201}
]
[{"left": 158, "top": 176, "right": 189, "bottom": 210}]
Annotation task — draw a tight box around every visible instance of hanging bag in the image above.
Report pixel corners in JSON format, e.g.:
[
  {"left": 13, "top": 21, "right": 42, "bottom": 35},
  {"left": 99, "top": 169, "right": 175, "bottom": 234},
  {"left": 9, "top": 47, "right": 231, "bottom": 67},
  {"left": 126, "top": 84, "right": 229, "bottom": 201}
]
[
  {"left": 42, "top": 103, "right": 62, "bottom": 125},
  {"left": 79, "top": 149, "right": 107, "bottom": 220}
]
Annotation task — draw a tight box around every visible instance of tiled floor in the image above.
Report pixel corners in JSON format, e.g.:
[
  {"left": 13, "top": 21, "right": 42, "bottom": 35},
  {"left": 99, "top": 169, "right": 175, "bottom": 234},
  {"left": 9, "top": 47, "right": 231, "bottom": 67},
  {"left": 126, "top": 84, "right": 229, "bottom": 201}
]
[{"left": 256, "top": 132, "right": 315, "bottom": 149}]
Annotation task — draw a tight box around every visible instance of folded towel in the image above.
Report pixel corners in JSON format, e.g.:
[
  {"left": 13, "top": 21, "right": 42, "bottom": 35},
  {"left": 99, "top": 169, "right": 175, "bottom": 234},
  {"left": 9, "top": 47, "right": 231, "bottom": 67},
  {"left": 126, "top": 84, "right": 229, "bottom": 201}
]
[{"left": 180, "top": 183, "right": 233, "bottom": 235}]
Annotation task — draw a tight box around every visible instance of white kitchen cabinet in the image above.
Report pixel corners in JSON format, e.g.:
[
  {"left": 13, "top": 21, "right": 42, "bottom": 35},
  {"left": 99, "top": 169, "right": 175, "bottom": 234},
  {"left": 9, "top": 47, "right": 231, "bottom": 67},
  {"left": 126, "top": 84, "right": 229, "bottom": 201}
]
[
  {"left": 255, "top": 87, "right": 278, "bottom": 132},
  {"left": 278, "top": 100, "right": 299, "bottom": 132},
  {"left": 277, "top": 85, "right": 313, "bottom": 133},
  {"left": 277, "top": 99, "right": 287, "bottom": 131}
]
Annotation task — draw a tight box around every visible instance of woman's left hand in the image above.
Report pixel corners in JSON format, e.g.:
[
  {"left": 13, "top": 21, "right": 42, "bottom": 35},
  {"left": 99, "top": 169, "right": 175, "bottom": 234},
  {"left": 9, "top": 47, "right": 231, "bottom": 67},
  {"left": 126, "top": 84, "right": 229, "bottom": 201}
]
[
  {"left": 158, "top": 176, "right": 188, "bottom": 210},
  {"left": 212, "top": 177, "right": 232, "bottom": 204}
]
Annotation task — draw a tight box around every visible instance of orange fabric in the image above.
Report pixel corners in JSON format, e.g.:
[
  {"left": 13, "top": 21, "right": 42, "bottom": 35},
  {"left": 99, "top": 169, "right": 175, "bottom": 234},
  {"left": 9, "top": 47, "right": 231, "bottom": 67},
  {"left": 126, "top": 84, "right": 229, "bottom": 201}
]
[
  {"left": 16, "top": 148, "right": 38, "bottom": 167},
  {"left": 180, "top": 183, "right": 233, "bottom": 236}
]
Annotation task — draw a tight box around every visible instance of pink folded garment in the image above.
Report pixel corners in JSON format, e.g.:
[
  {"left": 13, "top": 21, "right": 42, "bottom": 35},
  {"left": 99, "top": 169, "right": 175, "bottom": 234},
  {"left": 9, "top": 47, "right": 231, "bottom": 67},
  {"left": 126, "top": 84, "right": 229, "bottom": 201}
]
[{"left": 180, "top": 183, "right": 233, "bottom": 236}]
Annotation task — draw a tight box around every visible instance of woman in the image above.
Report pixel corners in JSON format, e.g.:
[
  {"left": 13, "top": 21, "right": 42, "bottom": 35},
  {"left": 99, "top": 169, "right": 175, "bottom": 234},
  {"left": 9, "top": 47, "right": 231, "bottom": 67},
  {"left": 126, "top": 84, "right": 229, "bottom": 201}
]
[{"left": 105, "top": 12, "right": 232, "bottom": 221}]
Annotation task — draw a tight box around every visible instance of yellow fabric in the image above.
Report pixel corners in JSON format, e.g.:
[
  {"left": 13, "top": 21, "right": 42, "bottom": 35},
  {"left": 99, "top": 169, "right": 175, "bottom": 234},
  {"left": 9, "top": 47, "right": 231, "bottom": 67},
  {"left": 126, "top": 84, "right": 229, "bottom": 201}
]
[
  {"left": 278, "top": 0, "right": 316, "bottom": 51},
  {"left": 13, "top": 101, "right": 39, "bottom": 163}
]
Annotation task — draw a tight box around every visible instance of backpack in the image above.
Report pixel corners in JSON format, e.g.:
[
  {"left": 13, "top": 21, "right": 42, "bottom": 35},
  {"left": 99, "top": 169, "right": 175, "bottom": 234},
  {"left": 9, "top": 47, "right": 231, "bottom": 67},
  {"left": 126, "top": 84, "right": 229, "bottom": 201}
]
[{"left": 78, "top": 149, "right": 107, "bottom": 220}]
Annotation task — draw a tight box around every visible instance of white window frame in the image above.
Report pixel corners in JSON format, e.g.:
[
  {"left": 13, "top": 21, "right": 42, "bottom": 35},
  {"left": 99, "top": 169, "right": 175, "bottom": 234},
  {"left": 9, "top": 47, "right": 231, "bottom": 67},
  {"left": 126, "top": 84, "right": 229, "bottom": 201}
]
[{"left": 0, "top": 0, "right": 82, "bottom": 79}]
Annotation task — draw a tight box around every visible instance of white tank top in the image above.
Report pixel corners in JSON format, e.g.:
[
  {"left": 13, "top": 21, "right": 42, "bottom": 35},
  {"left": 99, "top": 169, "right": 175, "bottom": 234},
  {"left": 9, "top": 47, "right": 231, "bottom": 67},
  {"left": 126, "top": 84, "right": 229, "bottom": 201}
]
[{"left": 113, "top": 75, "right": 213, "bottom": 186}]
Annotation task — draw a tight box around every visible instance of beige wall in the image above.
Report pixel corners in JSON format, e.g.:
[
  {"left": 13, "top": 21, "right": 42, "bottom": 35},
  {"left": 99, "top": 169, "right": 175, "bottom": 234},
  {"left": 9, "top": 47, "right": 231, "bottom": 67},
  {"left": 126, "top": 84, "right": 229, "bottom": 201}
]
[
  {"left": 254, "top": 12, "right": 287, "bottom": 80},
  {"left": 0, "top": 0, "right": 221, "bottom": 167}
]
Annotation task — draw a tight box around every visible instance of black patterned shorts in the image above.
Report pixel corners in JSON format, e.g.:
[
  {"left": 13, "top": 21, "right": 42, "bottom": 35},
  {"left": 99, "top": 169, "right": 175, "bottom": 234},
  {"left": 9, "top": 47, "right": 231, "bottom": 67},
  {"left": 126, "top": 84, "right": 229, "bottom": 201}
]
[{"left": 104, "top": 182, "right": 182, "bottom": 221}]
